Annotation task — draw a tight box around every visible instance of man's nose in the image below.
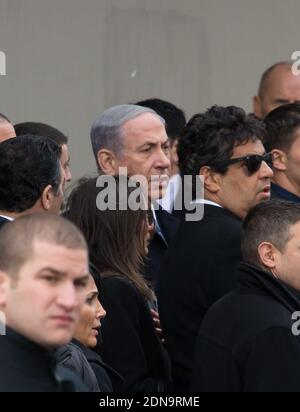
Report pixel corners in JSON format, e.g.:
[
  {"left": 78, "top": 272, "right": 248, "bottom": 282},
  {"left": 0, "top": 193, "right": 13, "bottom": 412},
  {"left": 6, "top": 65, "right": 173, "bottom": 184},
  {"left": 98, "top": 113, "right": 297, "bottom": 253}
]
[
  {"left": 260, "top": 160, "right": 274, "bottom": 178},
  {"left": 56, "top": 283, "right": 79, "bottom": 311},
  {"left": 155, "top": 148, "right": 170, "bottom": 171},
  {"left": 65, "top": 167, "right": 72, "bottom": 183}
]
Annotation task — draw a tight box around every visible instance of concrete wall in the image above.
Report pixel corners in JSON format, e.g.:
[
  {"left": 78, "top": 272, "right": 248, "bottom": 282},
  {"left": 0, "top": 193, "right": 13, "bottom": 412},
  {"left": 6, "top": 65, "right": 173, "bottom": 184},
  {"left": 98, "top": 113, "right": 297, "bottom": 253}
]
[{"left": 0, "top": 0, "right": 299, "bottom": 180}]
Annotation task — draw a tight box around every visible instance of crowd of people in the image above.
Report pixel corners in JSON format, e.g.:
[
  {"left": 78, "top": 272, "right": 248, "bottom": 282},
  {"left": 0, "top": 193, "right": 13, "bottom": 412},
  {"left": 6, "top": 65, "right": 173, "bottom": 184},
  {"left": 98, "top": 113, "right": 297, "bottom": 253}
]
[{"left": 1, "top": 60, "right": 300, "bottom": 392}]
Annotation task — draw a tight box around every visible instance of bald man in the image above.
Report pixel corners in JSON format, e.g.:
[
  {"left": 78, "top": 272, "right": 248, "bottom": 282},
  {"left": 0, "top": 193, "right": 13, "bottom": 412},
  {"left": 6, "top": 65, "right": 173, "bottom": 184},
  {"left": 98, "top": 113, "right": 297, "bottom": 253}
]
[
  {"left": 253, "top": 61, "right": 300, "bottom": 119},
  {"left": 0, "top": 113, "right": 15, "bottom": 142}
]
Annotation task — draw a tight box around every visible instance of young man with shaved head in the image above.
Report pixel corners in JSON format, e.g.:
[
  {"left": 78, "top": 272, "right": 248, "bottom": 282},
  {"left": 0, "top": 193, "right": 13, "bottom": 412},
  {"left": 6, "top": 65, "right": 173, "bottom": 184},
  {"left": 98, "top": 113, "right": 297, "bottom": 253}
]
[{"left": 0, "top": 214, "right": 89, "bottom": 391}]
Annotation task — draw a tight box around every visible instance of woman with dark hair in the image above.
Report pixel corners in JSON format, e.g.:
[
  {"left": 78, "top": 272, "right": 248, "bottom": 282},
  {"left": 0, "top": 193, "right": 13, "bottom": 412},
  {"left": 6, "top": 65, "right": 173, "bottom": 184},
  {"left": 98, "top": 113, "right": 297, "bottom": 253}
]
[
  {"left": 65, "top": 176, "right": 172, "bottom": 392},
  {"left": 56, "top": 264, "right": 122, "bottom": 392}
]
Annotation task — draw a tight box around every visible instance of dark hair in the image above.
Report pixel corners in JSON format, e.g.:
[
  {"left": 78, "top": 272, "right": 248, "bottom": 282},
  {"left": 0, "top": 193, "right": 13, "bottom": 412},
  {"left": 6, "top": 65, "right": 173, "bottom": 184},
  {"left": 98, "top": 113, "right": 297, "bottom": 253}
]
[
  {"left": 15, "top": 122, "right": 68, "bottom": 146},
  {"left": 257, "top": 61, "right": 292, "bottom": 99},
  {"left": 0, "top": 213, "right": 87, "bottom": 279},
  {"left": 89, "top": 262, "right": 101, "bottom": 292},
  {"left": 242, "top": 199, "right": 300, "bottom": 267},
  {"left": 65, "top": 176, "right": 154, "bottom": 301},
  {"left": 0, "top": 135, "right": 62, "bottom": 212},
  {"left": 135, "top": 98, "right": 186, "bottom": 142},
  {"left": 88, "top": 262, "right": 104, "bottom": 348},
  {"left": 264, "top": 102, "right": 300, "bottom": 152},
  {"left": 178, "top": 105, "right": 265, "bottom": 178}
]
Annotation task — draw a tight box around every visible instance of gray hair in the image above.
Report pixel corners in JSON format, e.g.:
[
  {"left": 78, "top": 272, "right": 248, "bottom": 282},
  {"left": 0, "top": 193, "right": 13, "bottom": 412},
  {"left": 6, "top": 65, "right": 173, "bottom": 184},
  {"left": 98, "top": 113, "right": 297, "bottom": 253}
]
[{"left": 90, "top": 104, "right": 165, "bottom": 169}]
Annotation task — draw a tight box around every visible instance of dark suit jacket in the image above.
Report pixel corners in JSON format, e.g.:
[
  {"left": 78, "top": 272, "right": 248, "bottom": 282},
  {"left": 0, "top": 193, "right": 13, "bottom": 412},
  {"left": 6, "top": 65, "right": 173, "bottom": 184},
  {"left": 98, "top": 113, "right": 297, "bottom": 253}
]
[
  {"left": 191, "top": 263, "right": 300, "bottom": 392},
  {"left": 0, "top": 326, "right": 86, "bottom": 392},
  {"left": 271, "top": 182, "right": 300, "bottom": 203},
  {"left": 157, "top": 205, "right": 242, "bottom": 391},
  {"left": 145, "top": 207, "right": 179, "bottom": 290},
  {"left": 96, "top": 275, "right": 172, "bottom": 392}
]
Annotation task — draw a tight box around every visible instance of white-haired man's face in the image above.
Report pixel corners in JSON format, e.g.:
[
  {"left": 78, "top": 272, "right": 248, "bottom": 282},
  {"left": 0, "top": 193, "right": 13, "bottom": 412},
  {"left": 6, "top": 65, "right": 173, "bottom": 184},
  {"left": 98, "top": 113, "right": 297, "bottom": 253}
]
[{"left": 99, "top": 112, "right": 171, "bottom": 201}]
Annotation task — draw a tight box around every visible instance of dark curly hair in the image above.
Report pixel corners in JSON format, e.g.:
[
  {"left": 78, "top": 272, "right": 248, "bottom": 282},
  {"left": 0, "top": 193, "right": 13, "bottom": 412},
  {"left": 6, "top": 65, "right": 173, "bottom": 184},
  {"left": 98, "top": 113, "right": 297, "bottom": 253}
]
[
  {"left": 0, "top": 135, "right": 61, "bottom": 212},
  {"left": 178, "top": 105, "right": 266, "bottom": 177}
]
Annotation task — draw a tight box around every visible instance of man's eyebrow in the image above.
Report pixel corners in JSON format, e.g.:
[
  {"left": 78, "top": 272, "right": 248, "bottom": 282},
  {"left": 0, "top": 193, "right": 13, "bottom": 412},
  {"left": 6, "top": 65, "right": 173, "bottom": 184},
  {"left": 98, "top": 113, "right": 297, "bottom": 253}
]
[
  {"left": 137, "top": 139, "right": 169, "bottom": 150},
  {"left": 37, "top": 268, "right": 67, "bottom": 277},
  {"left": 37, "top": 269, "right": 90, "bottom": 282},
  {"left": 76, "top": 273, "right": 90, "bottom": 281},
  {"left": 138, "top": 141, "right": 157, "bottom": 149},
  {"left": 274, "top": 99, "right": 290, "bottom": 104}
]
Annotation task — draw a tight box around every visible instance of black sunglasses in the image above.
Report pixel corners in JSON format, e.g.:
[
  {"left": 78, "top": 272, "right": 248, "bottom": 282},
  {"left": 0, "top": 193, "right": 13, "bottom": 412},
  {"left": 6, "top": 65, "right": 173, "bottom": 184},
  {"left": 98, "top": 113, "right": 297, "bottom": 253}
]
[{"left": 212, "top": 152, "right": 273, "bottom": 175}]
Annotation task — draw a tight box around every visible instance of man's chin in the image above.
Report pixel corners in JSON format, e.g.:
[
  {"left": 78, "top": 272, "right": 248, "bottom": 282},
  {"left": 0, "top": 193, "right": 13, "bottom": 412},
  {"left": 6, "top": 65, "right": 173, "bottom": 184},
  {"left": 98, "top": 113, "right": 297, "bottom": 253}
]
[{"left": 40, "top": 328, "right": 74, "bottom": 349}]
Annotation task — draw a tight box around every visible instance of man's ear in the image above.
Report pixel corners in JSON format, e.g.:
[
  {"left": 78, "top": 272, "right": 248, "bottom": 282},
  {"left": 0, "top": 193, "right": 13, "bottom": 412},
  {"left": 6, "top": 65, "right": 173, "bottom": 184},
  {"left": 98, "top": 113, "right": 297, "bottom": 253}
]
[
  {"left": 253, "top": 95, "right": 263, "bottom": 119},
  {"left": 41, "top": 185, "right": 54, "bottom": 211},
  {"left": 0, "top": 270, "right": 10, "bottom": 307},
  {"left": 199, "top": 166, "right": 221, "bottom": 193},
  {"left": 271, "top": 149, "right": 287, "bottom": 171},
  {"left": 97, "top": 149, "right": 118, "bottom": 175},
  {"left": 257, "top": 242, "right": 277, "bottom": 270}
]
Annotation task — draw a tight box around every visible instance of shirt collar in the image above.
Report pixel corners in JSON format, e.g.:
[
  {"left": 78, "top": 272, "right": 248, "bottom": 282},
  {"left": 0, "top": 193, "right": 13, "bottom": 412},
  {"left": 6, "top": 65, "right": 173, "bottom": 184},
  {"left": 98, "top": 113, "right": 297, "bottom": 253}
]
[
  {"left": 0, "top": 214, "right": 14, "bottom": 221},
  {"left": 191, "top": 199, "right": 223, "bottom": 208}
]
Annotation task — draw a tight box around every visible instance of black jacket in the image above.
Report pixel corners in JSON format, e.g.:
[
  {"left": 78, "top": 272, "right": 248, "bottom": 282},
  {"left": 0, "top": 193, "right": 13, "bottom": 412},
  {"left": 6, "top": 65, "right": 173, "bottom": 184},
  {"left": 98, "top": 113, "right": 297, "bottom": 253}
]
[
  {"left": 271, "top": 182, "right": 300, "bottom": 203},
  {"left": 145, "top": 207, "right": 180, "bottom": 290},
  {"left": 96, "top": 276, "right": 172, "bottom": 392},
  {"left": 0, "top": 327, "right": 86, "bottom": 392},
  {"left": 56, "top": 340, "right": 100, "bottom": 392},
  {"left": 191, "top": 263, "right": 300, "bottom": 392},
  {"left": 56, "top": 340, "right": 122, "bottom": 392},
  {"left": 81, "top": 344, "right": 123, "bottom": 392},
  {"left": 157, "top": 205, "right": 242, "bottom": 391}
]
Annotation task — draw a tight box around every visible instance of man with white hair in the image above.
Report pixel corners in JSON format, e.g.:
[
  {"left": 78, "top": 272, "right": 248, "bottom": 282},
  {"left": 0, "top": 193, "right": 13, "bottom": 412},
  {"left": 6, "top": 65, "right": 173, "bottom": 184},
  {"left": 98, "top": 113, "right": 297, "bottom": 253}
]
[{"left": 90, "top": 104, "right": 179, "bottom": 289}]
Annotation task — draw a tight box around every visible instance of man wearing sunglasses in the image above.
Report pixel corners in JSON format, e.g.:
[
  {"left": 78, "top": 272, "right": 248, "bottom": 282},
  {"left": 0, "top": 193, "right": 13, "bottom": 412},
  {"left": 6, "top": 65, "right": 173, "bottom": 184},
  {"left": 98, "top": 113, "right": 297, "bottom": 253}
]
[
  {"left": 157, "top": 105, "right": 273, "bottom": 391},
  {"left": 264, "top": 102, "right": 300, "bottom": 203}
]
